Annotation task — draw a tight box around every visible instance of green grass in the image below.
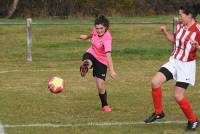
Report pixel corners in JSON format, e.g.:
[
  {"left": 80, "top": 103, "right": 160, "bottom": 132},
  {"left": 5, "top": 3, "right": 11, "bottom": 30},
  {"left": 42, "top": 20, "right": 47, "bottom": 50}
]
[
  {"left": 0, "top": 17, "right": 200, "bottom": 134},
  {"left": 0, "top": 15, "right": 175, "bottom": 24},
  {"left": 0, "top": 15, "right": 187, "bottom": 24}
]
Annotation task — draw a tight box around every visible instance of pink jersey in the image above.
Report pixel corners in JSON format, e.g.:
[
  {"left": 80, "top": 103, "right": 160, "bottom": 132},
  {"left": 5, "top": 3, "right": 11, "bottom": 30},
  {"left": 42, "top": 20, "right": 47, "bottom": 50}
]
[
  {"left": 171, "top": 22, "right": 200, "bottom": 61},
  {"left": 87, "top": 28, "right": 112, "bottom": 65}
]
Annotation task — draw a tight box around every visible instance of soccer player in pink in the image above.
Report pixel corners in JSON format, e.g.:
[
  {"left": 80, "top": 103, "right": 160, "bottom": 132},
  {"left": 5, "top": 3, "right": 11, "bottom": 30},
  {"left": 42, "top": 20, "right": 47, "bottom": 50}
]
[
  {"left": 79, "top": 15, "right": 116, "bottom": 112},
  {"left": 144, "top": 2, "right": 200, "bottom": 131}
]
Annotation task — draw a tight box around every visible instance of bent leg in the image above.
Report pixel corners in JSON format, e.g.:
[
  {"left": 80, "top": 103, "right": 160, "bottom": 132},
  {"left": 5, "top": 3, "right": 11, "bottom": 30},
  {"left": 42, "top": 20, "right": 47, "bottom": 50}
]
[
  {"left": 80, "top": 59, "right": 92, "bottom": 77},
  {"left": 145, "top": 69, "right": 172, "bottom": 123},
  {"left": 174, "top": 84, "right": 197, "bottom": 122},
  {"left": 151, "top": 72, "right": 167, "bottom": 114}
]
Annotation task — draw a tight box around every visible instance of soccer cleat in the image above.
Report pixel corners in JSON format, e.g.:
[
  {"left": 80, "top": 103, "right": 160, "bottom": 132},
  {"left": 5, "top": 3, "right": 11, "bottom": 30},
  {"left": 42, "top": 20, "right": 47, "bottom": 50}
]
[
  {"left": 186, "top": 120, "right": 199, "bottom": 131},
  {"left": 80, "top": 61, "right": 89, "bottom": 77},
  {"left": 102, "top": 105, "right": 112, "bottom": 112},
  {"left": 144, "top": 112, "right": 165, "bottom": 124}
]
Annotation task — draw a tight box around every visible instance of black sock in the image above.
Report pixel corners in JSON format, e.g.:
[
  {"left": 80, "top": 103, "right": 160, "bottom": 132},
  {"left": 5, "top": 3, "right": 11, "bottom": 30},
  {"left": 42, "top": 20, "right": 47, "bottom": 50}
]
[{"left": 99, "top": 91, "right": 108, "bottom": 107}]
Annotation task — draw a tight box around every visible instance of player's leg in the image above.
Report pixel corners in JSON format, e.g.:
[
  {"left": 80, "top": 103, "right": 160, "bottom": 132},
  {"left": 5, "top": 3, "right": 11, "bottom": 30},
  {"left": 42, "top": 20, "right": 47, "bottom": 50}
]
[
  {"left": 95, "top": 77, "right": 111, "bottom": 112},
  {"left": 80, "top": 59, "right": 92, "bottom": 77},
  {"left": 175, "top": 60, "right": 199, "bottom": 131},
  {"left": 151, "top": 68, "right": 170, "bottom": 114},
  {"left": 93, "top": 60, "right": 111, "bottom": 112},
  {"left": 80, "top": 53, "right": 93, "bottom": 77},
  {"left": 145, "top": 67, "right": 173, "bottom": 123},
  {"left": 174, "top": 83, "right": 199, "bottom": 131},
  {"left": 96, "top": 77, "right": 111, "bottom": 113}
]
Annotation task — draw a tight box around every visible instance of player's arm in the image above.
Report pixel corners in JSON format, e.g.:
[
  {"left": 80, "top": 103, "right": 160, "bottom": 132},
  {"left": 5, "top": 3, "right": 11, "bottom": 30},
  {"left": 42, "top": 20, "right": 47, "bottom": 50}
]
[
  {"left": 191, "top": 40, "right": 200, "bottom": 50},
  {"left": 160, "top": 26, "right": 175, "bottom": 42},
  {"left": 191, "top": 32, "right": 200, "bottom": 50},
  {"left": 106, "top": 52, "right": 116, "bottom": 80},
  {"left": 79, "top": 34, "right": 92, "bottom": 40}
]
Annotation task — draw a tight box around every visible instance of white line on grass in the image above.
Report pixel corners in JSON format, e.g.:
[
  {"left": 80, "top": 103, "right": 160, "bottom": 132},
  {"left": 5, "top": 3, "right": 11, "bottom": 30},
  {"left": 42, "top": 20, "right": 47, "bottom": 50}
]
[
  {"left": 3, "top": 121, "right": 186, "bottom": 128},
  {"left": 0, "top": 121, "right": 5, "bottom": 134}
]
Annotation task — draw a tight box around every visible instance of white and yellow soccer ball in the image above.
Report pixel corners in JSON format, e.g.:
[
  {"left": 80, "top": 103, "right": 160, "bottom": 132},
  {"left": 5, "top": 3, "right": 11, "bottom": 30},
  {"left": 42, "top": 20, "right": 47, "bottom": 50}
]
[{"left": 48, "top": 76, "right": 64, "bottom": 94}]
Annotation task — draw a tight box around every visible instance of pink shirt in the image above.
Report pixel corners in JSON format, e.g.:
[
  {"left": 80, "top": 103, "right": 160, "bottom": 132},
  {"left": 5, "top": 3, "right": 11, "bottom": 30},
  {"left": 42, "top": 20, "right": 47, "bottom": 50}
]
[{"left": 87, "top": 28, "right": 112, "bottom": 65}]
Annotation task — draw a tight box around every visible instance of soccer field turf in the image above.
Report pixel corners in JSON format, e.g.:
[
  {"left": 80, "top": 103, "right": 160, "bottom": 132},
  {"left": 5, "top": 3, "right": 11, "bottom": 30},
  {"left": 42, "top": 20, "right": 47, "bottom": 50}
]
[{"left": 0, "top": 17, "right": 199, "bottom": 133}]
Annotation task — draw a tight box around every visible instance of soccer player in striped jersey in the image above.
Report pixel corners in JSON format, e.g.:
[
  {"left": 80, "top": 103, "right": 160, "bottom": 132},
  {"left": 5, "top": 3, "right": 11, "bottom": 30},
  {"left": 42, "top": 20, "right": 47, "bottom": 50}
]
[
  {"left": 144, "top": 2, "right": 200, "bottom": 131},
  {"left": 79, "top": 15, "right": 116, "bottom": 112}
]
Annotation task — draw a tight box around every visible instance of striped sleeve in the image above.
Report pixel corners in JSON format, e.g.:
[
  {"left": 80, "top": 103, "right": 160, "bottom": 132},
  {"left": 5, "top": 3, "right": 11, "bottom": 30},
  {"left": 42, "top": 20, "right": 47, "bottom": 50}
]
[
  {"left": 196, "top": 32, "right": 200, "bottom": 45},
  {"left": 196, "top": 24, "right": 200, "bottom": 44}
]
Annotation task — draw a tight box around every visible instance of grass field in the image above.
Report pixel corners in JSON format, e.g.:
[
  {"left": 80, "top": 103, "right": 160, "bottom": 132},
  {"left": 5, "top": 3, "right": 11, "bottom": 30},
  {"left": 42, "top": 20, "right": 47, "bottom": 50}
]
[{"left": 0, "top": 16, "right": 200, "bottom": 134}]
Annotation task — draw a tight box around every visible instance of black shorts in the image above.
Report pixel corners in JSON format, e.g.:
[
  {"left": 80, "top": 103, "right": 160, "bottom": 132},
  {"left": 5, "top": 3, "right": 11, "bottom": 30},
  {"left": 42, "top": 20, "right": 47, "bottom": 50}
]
[
  {"left": 82, "top": 53, "right": 107, "bottom": 81},
  {"left": 158, "top": 67, "right": 173, "bottom": 81}
]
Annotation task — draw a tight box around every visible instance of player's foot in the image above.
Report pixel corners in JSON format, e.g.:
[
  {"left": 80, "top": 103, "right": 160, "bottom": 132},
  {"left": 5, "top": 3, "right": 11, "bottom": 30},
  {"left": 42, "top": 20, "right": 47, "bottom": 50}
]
[
  {"left": 186, "top": 120, "right": 199, "bottom": 131},
  {"left": 144, "top": 112, "right": 165, "bottom": 124},
  {"left": 80, "top": 61, "right": 89, "bottom": 77},
  {"left": 102, "top": 105, "right": 112, "bottom": 112}
]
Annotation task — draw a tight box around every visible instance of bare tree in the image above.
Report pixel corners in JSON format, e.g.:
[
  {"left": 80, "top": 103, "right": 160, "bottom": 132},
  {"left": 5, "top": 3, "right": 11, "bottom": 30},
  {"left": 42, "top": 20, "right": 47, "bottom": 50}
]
[{"left": 7, "top": 0, "right": 19, "bottom": 18}]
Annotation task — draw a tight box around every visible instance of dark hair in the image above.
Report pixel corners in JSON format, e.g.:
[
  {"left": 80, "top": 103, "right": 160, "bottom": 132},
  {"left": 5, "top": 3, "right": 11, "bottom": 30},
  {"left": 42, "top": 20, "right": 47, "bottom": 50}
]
[
  {"left": 179, "top": 2, "right": 200, "bottom": 18},
  {"left": 94, "top": 15, "right": 109, "bottom": 30}
]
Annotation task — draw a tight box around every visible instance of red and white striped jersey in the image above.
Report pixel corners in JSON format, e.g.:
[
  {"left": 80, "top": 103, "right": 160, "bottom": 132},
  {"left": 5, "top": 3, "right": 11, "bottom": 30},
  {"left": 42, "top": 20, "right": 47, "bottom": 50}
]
[{"left": 171, "top": 22, "right": 200, "bottom": 61}]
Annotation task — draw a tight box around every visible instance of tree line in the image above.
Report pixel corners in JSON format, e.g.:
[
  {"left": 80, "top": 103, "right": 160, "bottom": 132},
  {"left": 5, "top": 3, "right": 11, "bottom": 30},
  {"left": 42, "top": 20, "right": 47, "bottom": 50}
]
[{"left": 0, "top": 0, "right": 195, "bottom": 18}]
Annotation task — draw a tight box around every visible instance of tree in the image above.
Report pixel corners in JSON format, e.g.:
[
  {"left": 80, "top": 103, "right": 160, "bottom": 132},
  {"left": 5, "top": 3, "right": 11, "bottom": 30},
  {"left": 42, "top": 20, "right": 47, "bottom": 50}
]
[
  {"left": 1, "top": 0, "right": 190, "bottom": 18},
  {"left": 7, "top": 0, "right": 19, "bottom": 18}
]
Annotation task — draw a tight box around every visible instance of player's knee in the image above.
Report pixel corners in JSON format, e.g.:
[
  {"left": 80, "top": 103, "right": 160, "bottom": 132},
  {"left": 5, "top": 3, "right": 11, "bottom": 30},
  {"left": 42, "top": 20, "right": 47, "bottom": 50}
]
[
  {"left": 174, "top": 93, "right": 183, "bottom": 101},
  {"left": 97, "top": 83, "right": 105, "bottom": 93},
  {"left": 151, "top": 78, "right": 162, "bottom": 88},
  {"left": 98, "top": 87, "right": 105, "bottom": 94},
  {"left": 99, "top": 89, "right": 105, "bottom": 94}
]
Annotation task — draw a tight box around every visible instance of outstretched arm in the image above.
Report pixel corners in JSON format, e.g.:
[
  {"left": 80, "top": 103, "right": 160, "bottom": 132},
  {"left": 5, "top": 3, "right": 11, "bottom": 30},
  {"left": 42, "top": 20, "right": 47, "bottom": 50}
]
[
  {"left": 106, "top": 53, "right": 116, "bottom": 80},
  {"left": 79, "top": 34, "right": 92, "bottom": 40},
  {"left": 160, "top": 26, "right": 175, "bottom": 42}
]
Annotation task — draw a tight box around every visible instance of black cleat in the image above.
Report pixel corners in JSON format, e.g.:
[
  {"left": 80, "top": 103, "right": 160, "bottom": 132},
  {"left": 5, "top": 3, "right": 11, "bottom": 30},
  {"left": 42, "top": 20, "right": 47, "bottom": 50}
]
[
  {"left": 144, "top": 112, "right": 165, "bottom": 124},
  {"left": 80, "top": 61, "right": 89, "bottom": 77},
  {"left": 186, "top": 120, "right": 199, "bottom": 131}
]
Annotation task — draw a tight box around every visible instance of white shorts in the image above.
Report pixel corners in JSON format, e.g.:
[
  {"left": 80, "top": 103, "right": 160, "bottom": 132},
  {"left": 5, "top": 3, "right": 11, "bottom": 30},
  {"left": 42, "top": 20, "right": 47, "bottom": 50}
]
[{"left": 162, "top": 56, "right": 196, "bottom": 86}]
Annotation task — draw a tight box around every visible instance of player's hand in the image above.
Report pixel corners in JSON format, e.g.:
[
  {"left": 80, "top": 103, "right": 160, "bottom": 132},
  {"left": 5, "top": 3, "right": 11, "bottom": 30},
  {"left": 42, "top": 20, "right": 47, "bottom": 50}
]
[
  {"left": 160, "top": 26, "right": 167, "bottom": 33},
  {"left": 79, "top": 35, "right": 88, "bottom": 40},
  {"left": 110, "top": 71, "right": 117, "bottom": 80},
  {"left": 191, "top": 40, "right": 200, "bottom": 50}
]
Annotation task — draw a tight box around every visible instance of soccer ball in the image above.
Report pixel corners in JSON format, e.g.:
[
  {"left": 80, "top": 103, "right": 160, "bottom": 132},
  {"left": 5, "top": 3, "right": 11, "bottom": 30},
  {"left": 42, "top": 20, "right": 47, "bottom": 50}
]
[{"left": 48, "top": 76, "right": 64, "bottom": 94}]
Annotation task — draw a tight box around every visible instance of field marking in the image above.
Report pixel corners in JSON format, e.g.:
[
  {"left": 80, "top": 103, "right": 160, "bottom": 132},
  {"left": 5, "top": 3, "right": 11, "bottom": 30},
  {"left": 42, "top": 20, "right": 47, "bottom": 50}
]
[
  {"left": 3, "top": 121, "right": 186, "bottom": 128},
  {"left": 0, "top": 121, "right": 5, "bottom": 134}
]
